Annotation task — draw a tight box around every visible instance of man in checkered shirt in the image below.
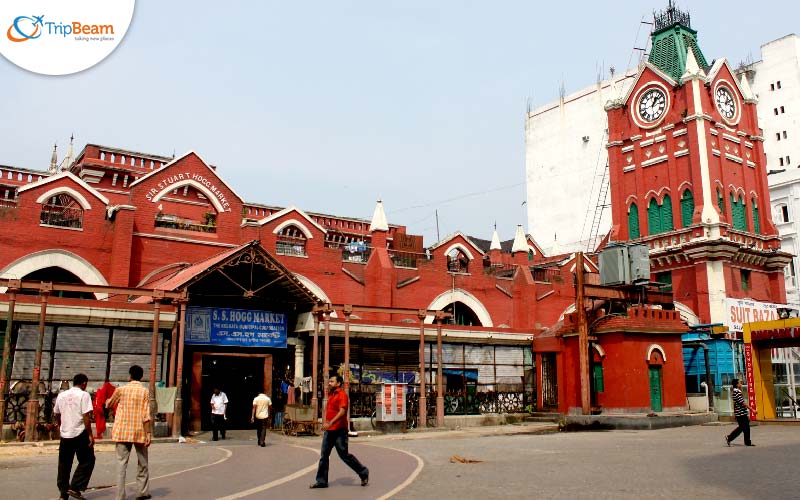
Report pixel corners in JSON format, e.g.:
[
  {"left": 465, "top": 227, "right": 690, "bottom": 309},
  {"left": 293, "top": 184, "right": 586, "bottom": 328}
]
[{"left": 106, "top": 365, "right": 152, "bottom": 500}]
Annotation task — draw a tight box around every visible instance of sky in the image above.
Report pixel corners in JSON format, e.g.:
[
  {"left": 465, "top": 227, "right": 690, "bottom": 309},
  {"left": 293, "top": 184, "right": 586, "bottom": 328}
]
[{"left": 2, "top": 1, "right": 799, "bottom": 247}]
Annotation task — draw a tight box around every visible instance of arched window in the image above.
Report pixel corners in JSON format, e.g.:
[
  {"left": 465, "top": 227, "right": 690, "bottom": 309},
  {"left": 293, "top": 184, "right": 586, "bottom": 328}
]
[
  {"left": 447, "top": 248, "right": 470, "bottom": 273},
  {"left": 20, "top": 267, "right": 93, "bottom": 298},
  {"left": 648, "top": 198, "right": 661, "bottom": 235},
  {"left": 730, "top": 193, "right": 747, "bottom": 231},
  {"left": 660, "top": 194, "right": 674, "bottom": 232},
  {"left": 628, "top": 203, "right": 640, "bottom": 239},
  {"left": 717, "top": 188, "right": 725, "bottom": 218},
  {"left": 775, "top": 203, "right": 790, "bottom": 223},
  {"left": 276, "top": 225, "right": 307, "bottom": 256},
  {"left": 40, "top": 193, "right": 83, "bottom": 229},
  {"left": 680, "top": 189, "right": 694, "bottom": 227},
  {"left": 647, "top": 196, "right": 673, "bottom": 235},
  {"left": 752, "top": 199, "right": 760, "bottom": 234},
  {"left": 442, "top": 301, "right": 481, "bottom": 326}
]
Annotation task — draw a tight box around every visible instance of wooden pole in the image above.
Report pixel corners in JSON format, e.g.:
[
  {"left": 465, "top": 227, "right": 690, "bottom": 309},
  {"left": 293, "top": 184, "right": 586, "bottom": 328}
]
[
  {"left": 576, "top": 252, "right": 591, "bottom": 415},
  {"left": 172, "top": 299, "right": 187, "bottom": 437},
  {"left": 436, "top": 314, "right": 444, "bottom": 427},
  {"left": 149, "top": 299, "right": 161, "bottom": 421},
  {"left": 322, "top": 309, "right": 331, "bottom": 415},
  {"left": 311, "top": 311, "right": 320, "bottom": 430},
  {"left": 417, "top": 310, "right": 427, "bottom": 429},
  {"left": 25, "top": 284, "right": 50, "bottom": 441},
  {"left": 0, "top": 283, "right": 19, "bottom": 437}
]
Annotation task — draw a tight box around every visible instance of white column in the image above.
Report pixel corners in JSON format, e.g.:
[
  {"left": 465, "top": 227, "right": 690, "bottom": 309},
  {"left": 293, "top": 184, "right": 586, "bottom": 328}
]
[{"left": 293, "top": 338, "right": 305, "bottom": 385}]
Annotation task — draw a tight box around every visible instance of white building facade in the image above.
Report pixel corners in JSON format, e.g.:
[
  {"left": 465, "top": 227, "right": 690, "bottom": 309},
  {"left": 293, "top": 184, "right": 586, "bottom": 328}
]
[{"left": 739, "top": 34, "right": 800, "bottom": 307}]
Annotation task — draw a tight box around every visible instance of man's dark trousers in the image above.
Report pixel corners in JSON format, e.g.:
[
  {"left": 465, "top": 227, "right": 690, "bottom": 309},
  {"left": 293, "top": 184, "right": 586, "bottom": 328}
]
[
  {"left": 211, "top": 414, "right": 226, "bottom": 440},
  {"left": 315, "top": 429, "right": 368, "bottom": 485},
  {"left": 255, "top": 417, "right": 268, "bottom": 445},
  {"left": 57, "top": 429, "right": 95, "bottom": 498},
  {"left": 727, "top": 415, "right": 752, "bottom": 445}
]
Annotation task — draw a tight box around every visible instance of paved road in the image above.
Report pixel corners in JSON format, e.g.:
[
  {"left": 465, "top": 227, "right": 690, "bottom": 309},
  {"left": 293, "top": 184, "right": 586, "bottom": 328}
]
[{"left": 1, "top": 423, "right": 798, "bottom": 499}]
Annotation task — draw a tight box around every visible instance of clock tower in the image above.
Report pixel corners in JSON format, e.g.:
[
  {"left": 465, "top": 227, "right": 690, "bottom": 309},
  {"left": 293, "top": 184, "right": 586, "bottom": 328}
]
[{"left": 604, "top": 2, "right": 791, "bottom": 325}]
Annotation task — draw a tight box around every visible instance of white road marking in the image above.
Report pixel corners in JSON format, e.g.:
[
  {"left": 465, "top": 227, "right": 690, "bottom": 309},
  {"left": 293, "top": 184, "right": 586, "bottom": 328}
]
[{"left": 216, "top": 444, "right": 319, "bottom": 499}]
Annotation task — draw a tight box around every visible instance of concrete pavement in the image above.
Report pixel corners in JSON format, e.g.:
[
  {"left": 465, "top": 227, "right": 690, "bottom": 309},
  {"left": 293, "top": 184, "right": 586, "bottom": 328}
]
[{"left": 2, "top": 422, "right": 798, "bottom": 499}]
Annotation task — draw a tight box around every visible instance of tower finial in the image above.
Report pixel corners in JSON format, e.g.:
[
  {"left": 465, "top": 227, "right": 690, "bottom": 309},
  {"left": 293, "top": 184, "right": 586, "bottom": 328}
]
[{"left": 49, "top": 142, "right": 58, "bottom": 174}]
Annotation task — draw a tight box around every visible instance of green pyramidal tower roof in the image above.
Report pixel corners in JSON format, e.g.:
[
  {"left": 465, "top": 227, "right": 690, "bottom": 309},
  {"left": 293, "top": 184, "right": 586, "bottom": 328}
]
[{"left": 647, "top": 1, "right": 708, "bottom": 81}]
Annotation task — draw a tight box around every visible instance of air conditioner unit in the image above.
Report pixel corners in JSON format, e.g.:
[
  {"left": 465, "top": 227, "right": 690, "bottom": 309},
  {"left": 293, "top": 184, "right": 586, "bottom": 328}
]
[
  {"left": 628, "top": 244, "right": 651, "bottom": 283},
  {"left": 599, "top": 245, "right": 630, "bottom": 285}
]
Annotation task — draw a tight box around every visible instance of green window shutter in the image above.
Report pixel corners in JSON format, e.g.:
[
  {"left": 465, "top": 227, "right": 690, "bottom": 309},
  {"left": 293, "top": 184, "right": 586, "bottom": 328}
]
[
  {"left": 718, "top": 190, "right": 725, "bottom": 217},
  {"left": 656, "top": 272, "right": 673, "bottom": 292},
  {"left": 592, "top": 364, "right": 604, "bottom": 393},
  {"left": 733, "top": 196, "right": 747, "bottom": 231},
  {"left": 628, "top": 203, "right": 640, "bottom": 239},
  {"left": 661, "top": 194, "right": 674, "bottom": 232},
  {"left": 752, "top": 201, "right": 760, "bottom": 234},
  {"left": 680, "top": 190, "right": 694, "bottom": 227},
  {"left": 648, "top": 199, "right": 661, "bottom": 235}
]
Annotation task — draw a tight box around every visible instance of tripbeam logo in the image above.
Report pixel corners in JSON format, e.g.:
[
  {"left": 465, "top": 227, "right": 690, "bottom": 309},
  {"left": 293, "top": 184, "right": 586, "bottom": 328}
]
[
  {"left": 0, "top": 1, "right": 134, "bottom": 75},
  {"left": 6, "top": 15, "right": 44, "bottom": 42}
]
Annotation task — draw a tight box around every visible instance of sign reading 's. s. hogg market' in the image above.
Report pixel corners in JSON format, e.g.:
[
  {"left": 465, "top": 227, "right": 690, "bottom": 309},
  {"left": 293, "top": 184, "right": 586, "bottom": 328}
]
[{"left": 185, "top": 306, "right": 287, "bottom": 348}]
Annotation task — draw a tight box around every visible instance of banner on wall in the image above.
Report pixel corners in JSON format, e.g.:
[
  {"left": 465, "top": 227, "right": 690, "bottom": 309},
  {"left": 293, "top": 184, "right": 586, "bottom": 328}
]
[
  {"left": 725, "top": 298, "right": 796, "bottom": 333},
  {"left": 185, "top": 306, "right": 287, "bottom": 348}
]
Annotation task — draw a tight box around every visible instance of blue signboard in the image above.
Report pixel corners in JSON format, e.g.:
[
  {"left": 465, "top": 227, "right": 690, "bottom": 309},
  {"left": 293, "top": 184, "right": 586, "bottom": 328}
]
[{"left": 185, "top": 307, "right": 287, "bottom": 348}]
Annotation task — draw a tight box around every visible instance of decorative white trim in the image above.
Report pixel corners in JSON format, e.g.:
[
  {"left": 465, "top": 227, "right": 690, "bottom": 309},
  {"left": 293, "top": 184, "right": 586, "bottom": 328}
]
[
  {"left": 712, "top": 149, "right": 721, "bottom": 157},
  {"left": 293, "top": 274, "right": 333, "bottom": 313},
  {"left": 273, "top": 219, "right": 314, "bottom": 239},
  {"left": 443, "top": 243, "right": 475, "bottom": 261},
  {"left": 722, "top": 133, "right": 741, "bottom": 144},
  {"left": 744, "top": 141, "right": 753, "bottom": 149},
  {"left": 148, "top": 179, "right": 226, "bottom": 213},
  {"left": 425, "top": 288, "right": 492, "bottom": 327},
  {"left": 18, "top": 171, "right": 110, "bottom": 205},
  {"left": 640, "top": 138, "right": 654, "bottom": 147},
  {"left": 674, "top": 301, "right": 700, "bottom": 326},
  {"left": 592, "top": 344, "right": 606, "bottom": 358},
  {"left": 725, "top": 154, "right": 743, "bottom": 164},
  {"left": 623, "top": 165, "right": 636, "bottom": 173},
  {"left": 654, "top": 135, "right": 667, "bottom": 143},
  {"left": 646, "top": 344, "right": 667, "bottom": 363},
  {"left": 36, "top": 186, "right": 92, "bottom": 210},
  {"left": 132, "top": 232, "right": 238, "bottom": 247},
  {"left": 672, "top": 129, "right": 688, "bottom": 137},
  {"left": 0, "top": 249, "right": 109, "bottom": 299},
  {"left": 258, "top": 206, "right": 327, "bottom": 234},
  {"left": 621, "top": 145, "right": 635, "bottom": 153},
  {"left": 641, "top": 155, "right": 669, "bottom": 168},
  {"left": 674, "top": 149, "right": 690, "bottom": 158},
  {"left": 746, "top": 161, "right": 756, "bottom": 168}
]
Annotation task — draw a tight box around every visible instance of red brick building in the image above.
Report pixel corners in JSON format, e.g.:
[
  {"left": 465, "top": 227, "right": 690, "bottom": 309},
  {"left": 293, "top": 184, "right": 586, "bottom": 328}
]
[{"left": 1, "top": 143, "right": 589, "bottom": 431}]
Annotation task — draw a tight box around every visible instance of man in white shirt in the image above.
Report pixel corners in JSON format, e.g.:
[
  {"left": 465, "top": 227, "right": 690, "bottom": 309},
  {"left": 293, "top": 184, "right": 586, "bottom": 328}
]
[
  {"left": 210, "top": 387, "right": 228, "bottom": 441},
  {"left": 250, "top": 391, "right": 272, "bottom": 447},
  {"left": 54, "top": 373, "right": 95, "bottom": 500}
]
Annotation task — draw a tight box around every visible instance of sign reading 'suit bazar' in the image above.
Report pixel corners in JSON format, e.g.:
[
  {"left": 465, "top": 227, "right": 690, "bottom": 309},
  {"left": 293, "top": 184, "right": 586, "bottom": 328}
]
[{"left": 185, "top": 307, "right": 287, "bottom": 348}]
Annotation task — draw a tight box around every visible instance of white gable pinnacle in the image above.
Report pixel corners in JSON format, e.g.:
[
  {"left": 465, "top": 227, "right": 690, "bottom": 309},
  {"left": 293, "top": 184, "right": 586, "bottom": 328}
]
[
  {"left": 369, "top": 199, "right": 389, "bottom": 232},
  {"left": 739, "top": 73, "right": 757, "bottom": 103},
  {"left": 680, "top": 47, "right": 704, "bottom": 83},
  {"left": 490, "top": 229, "right": 501, "bottom": 250},
  {"left": 511, "top": 225, "right": 527, "bottom": 254}
]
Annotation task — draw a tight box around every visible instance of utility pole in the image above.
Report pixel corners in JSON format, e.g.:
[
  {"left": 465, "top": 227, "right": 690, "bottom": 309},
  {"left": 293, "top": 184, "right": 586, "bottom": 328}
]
[{"left": 576, "top": 253, "right": 591, "bottom": 415}]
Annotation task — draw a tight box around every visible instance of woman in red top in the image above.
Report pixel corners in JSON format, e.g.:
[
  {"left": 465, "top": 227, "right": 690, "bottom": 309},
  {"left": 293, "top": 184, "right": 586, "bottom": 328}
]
[{"left": 310, "top": 375, "right": 369, "bottom": 489}]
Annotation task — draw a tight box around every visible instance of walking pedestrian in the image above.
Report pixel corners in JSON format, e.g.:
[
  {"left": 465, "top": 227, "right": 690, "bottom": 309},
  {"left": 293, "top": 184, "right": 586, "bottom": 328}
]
[
  {"left": 309, "top": 374, "right": 369, "bottom": 489},
  {"left": 725, "top": 378, "right": 757, "bottom": 447},
  {"left": 210, "top": 387, "right": 228, "bottom": 441},
  {"left": 106, "top": 365, "right": 152, "bottom": 500},
  {"left": 54, "top": 373, "right": 95, "bottom": 500},
  {"left": 251, "top": 390, "right": 272, "bottom": 446}
]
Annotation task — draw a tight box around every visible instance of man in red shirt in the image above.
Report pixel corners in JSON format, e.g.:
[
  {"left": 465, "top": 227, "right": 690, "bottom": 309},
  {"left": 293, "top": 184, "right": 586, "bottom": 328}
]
[{"left": 310, "top": 374, "right": 369, "bottom": 489}]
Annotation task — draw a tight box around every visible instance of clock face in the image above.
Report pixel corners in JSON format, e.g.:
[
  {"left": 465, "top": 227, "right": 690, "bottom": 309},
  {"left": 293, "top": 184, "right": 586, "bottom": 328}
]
[
  {"left": 715, "top": 86, "right": 737, "bottom": 120},
  {"left": 638, "top": 88, "right": 667, "bottom": 123}
]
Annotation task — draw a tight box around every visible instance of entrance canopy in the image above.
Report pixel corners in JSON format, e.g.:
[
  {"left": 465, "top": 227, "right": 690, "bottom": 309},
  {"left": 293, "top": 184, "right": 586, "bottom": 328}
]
[
  {"left": 743, "top": 317, "right": 800, "bottom": 420},
  {"left": 138, "top": 240, "right": 322, "bottom": 311}
]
